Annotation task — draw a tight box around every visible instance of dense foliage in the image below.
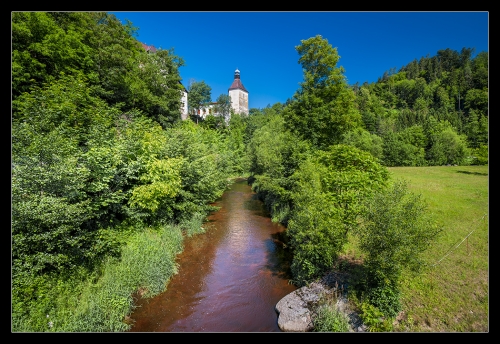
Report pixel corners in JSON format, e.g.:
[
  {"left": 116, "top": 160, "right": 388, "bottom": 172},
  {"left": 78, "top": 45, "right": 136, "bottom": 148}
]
[
  {"left": 187, "top": 80, "right": 212, "bottom": 123},
  {"left": 355, "top": 180, "right": 442, "bottom": 317},
  {"left": 12, "top": 12, "right": 184, "bottom": 129},
  {"left": 351, "top": 47, "right": 488, "bottom": 166},
  {"left": 11, "top": 12, "right": 245, "bottom": 331},
  {"left": 283, "top": 35, "right": 363, "bottom": 149},
  {"left": 245, "top": 34, "right": 483, "bottom": 322},
  {"left": 12, "top": 12, "right": 486, "bottom": 331}
]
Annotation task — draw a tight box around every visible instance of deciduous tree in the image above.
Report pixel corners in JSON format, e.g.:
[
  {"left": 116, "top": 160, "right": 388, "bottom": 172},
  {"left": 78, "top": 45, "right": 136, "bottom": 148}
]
[
  {"left": 214, "top": 94, "right": 233, "bottom": 123},
  {"left": 188, "top": 80, "right": 212, "bottom": 120},
  {"left": 283, "top": 35, "right": 362, "bottom": 149}
]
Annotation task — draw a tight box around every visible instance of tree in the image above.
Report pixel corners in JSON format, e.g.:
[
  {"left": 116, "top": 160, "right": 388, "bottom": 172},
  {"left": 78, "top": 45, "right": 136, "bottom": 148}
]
[
  {"left": 287, "top": 144, "right": 389, "bottom": 285},
  {"left": 247, "top": 114, "right": 311, "bottom": 224},
  {"left": 188, "top": 80, "right": 212, "bottom": 121},
  {"left": 356, "top": 179, "right": 442, "bottom": 317},
  {"left": 382, "top": 129, "right": 426, "bottom": 167},
  {"left": 437, "top": 48, "right": 460, "bottom": 73},
  {"left": 126, "top": 47, "right": 185, "bottom": 128},
  {"left": 12, "top": 12, "right": 96, "bottom": 99},
  {"left": 214, "top": 93, "right": 233, "bottom": 122},
  {"left": 464, "top": 109, "right": 488, "bottom": 149},
  {"left": 471, "top": 51, "right": 488, "bottom": 90},
  {"left": 426, "top": 127, "right": 470, "bottom": 165},
  {"left": 283, "top": 35, "right": 362, "bottom": 149},
  {"left": 82, "top": 12, "right": 144, "bottom": 108},
  {"left": 201, "top": 114, "right": 225, "bottom": 130},
  {"left": 12, "top": 74, "right": 126, "bottom": 275},
  {"left": 342, "top": 128, "right": 384, "bottom": 160},
  {"left": 464, "top": 88, "right": 488, "bottom": 117}
]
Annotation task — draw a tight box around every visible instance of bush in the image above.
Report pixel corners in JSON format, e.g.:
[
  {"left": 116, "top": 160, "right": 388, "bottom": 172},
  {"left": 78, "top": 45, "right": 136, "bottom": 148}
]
[
  {"left": 313, "top": 305, "right": 351, "bottom": 332},
  {"left": 356, "top": 179, "right": 441, "bottom": 319},
  {"left": 358, "top": 302, "right": 394, "bottom": 332},
  {"left": 366, "top": 284, "right": 402, "bottom": 318},
  {"left": 469, "top": 144, "right": 488, "bottom": 165},
  {"left": 426, "top": 128, "right": 470, "bottom": 166}
]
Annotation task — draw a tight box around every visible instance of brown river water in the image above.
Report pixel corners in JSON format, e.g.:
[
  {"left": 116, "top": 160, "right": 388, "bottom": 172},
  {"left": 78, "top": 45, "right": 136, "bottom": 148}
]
[{"left": 127, "top": 178, "right": 297, "bottom": 332}]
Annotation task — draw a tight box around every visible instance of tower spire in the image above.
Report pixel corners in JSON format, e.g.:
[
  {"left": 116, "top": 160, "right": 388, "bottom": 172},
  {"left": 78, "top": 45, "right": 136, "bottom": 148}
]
[{"left": 228, "top": 68, "right": 249, "bottom": 115}]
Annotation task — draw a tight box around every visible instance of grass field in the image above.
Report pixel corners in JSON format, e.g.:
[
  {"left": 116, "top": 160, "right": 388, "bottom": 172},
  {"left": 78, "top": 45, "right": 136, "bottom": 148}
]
[{"left": 387, "top": 165, "right": 489, "bottom": 332}]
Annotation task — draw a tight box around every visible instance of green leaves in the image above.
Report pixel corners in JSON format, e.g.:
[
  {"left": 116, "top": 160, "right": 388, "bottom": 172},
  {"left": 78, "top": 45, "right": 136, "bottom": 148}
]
[
  {"left": 284, "top": 35, "right": 362, "bottom": 149},
  {"left": 214, "top": 94, "right": 232, "bottom": 122},
  {"left": 187, "top": 80, "right": 212, "bottom": 116},
  {"left": 296, "top": 35, "right": 342, "bottom": 91},
  {"left": 11, "top": 12, "right": 249, "bottom": 331},
  {"left": 12, "top": 12, "right": 97, "bottom": 99},
  {"left": 283, "top": 144, "right": 390, "bottom": 284},
  {"left": 129, "top": 157, "right": 183, "bottom": 213},
  {"left": 357, "top": 179, "right": 442, "bottom": 299},
  {"left": 287, "top": 190, "right": 345, "bottom": 285},
  {"left": 426, "top": 127, "right": 470, "bottom": 166},
  {"left": 126, "top": 48, "right": 184, "bottom": 128}
]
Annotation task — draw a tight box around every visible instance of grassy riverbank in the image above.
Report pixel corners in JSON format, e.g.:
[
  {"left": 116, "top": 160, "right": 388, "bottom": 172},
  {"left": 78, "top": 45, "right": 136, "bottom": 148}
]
[
  {"left": 315, "top": 165, "right": 488, "bottom": 332},
  {"left": 388, "top": 165, "right": 489, "bottom": 332},
  {"left": 13, "top": 166, "right": 488, "bottom": 332},
  {"left": 11, "top": 214, "right": 206, "bottom": 332}
]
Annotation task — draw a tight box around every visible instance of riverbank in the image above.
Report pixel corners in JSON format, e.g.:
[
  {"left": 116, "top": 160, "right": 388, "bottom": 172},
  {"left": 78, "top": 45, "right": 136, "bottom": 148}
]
[
  {"left": 275, "top": 271, "right": 367, "bottom": 332},
  {"left": 127, "top": 178, "right": 297, "bottom": 332}
]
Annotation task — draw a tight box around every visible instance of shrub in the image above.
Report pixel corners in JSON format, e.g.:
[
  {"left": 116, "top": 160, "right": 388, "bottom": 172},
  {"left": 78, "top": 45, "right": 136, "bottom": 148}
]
[
  {"left": 313, "top": 305, "right": 351, "bottom": 332},
  {"left": 356, "top": 179, "right": 441, "bottom": 319},
  {"left": 358, "top": 302, "right": 394, "bottom": 332},
  {"left": 366, "top": 284, "right": 402, "bottom": 318}
]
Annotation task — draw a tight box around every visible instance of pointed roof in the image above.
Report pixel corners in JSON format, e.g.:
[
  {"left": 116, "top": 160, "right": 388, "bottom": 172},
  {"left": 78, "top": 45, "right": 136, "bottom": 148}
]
[
  {"left": 228, "top": 69, "right": 248, "bottom": 93},
  {"left": 141, "top": 42, "right": 157, "bottom": 53}
]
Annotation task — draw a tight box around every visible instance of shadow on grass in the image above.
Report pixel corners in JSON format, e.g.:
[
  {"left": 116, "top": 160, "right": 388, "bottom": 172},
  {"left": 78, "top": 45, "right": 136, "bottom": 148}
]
[
  {"left": 325, "top": 255, "right": 367, "bottom": 295},
  {"left": 456, "top": 170, "right": 488, "bottom": 176}
]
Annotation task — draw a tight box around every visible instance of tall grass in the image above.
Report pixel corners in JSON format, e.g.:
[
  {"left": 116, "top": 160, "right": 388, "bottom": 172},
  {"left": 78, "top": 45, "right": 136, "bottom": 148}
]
[
  {"left": 313, "top": 304, "right": 351, "bottom": 332},
  {"left": 387, "top": 165, "right": 488, "bottom": 332},
  {"left": 12, "top": 218, "right": 192, "bottom": 332}
]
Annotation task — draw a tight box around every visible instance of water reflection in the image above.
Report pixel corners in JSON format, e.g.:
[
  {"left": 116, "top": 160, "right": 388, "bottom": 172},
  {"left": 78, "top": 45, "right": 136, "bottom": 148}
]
[{"left": 128, "top": 178, "right": 297, "bottom": 332}]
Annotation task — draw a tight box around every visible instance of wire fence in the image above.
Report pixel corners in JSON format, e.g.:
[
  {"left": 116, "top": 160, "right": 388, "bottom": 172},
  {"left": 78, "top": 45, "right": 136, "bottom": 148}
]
[{"left": 430, "top": 213, "right": 488, "bottom": 267}]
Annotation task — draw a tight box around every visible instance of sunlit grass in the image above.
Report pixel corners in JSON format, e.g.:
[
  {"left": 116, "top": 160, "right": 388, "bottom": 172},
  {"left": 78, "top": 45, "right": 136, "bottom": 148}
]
[
  {"left": 329, "top": 165, "right": 488, "bottom": 332},
  {"left": 12, "top": 216, "right": 203, "bottom": 332},
  {"left": 58, "top": 223, "right": 184, "bottom": 332},
  {"left": 387, "top": 165, "right": 488, "bottom": 332}
]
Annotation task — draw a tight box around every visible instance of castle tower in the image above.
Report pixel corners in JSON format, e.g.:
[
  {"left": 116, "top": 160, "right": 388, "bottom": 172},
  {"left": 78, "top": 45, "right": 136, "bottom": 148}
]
[{"left": 228, "top": 69, "right": 249, "bottom": 115}]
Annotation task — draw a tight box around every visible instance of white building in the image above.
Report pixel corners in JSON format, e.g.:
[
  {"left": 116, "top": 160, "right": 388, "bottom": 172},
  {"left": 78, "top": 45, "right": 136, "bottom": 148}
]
[
  {"left": 228, "top": 69, "right": 249, "bottom": 115},
  {"left": 180, "top": 82, "right": 189, "bottom": 120},
  {"left": 192, "top": 69, "right": 249, "bottom": 120},
  {"left": 197, "top": 102, "right": 218, "bottom": 120},
  {"left": 141, "top": 43, "right": 248, "bottom": 121}
]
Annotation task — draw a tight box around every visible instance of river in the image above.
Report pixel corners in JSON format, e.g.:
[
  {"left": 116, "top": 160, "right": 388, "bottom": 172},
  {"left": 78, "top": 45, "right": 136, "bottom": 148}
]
[{"left": 127, "top": 178, "right": 297, "bottom": 332}]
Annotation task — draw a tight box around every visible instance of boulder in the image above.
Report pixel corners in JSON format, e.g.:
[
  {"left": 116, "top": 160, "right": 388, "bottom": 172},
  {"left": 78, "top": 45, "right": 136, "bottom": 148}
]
[
  {"left": 275, "top": 272, "right": 367, "bottom": 332},
  {"left": 275, "top": 281, "right": 331, "bottom": 332}
]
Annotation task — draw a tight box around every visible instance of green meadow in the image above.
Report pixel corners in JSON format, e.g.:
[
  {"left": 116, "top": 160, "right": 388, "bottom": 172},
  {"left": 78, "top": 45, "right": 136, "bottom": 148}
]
[{"left": 388, "top": 165, "right": 488, "bottom": 332}]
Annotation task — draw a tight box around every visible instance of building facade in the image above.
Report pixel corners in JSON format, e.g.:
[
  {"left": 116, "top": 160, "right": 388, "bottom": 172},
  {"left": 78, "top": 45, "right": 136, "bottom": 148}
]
[
  {"left": 180, "top": 86, "right": 189, "bottom": 120},
  {"left": 197, "top": 69, "right": 249, "bottom": 120},
  {"left": 228, "top": 69, "right": 249, "bottom": 115}
]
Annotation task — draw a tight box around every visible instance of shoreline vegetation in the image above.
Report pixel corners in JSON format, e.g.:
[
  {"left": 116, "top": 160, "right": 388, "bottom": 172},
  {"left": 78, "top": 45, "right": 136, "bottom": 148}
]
[
  {"left": 12, "top": 12, "right": 488, "bottom": 332},
  {"left": 13, "top": 165, "right": 488, "bottom": 332},
  {"left": 294, "top": 165, "right": 488, "bottom": 332}
]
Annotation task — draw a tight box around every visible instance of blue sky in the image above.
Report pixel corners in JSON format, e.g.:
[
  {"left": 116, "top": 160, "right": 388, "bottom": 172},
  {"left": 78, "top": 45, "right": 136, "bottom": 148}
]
[{"left": 110, "top": 11, "right": 489, "bottom": 110}]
